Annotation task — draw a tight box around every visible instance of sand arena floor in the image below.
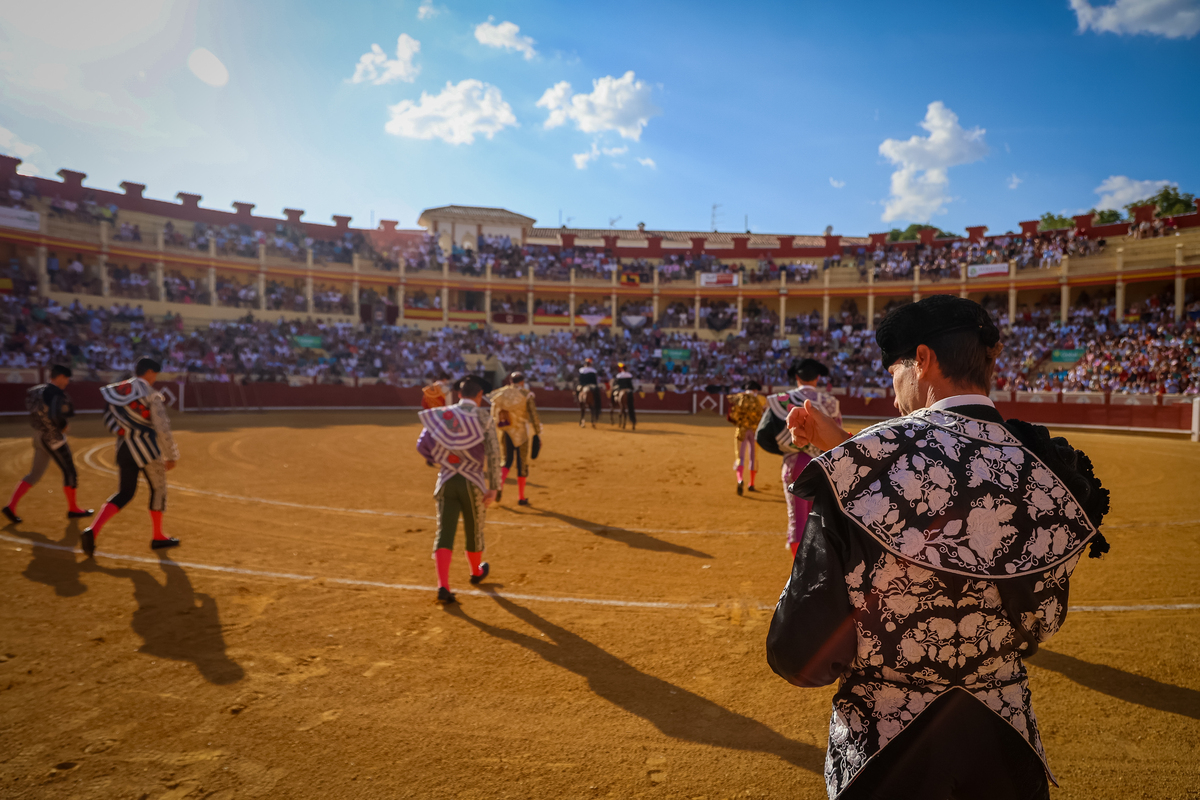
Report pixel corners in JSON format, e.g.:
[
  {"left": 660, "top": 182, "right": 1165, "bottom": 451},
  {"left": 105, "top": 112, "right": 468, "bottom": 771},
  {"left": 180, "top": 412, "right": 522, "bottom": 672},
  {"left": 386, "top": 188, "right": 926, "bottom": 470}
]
[{"left": 0, "top": 410, "right": 1197, "bottom": 799}]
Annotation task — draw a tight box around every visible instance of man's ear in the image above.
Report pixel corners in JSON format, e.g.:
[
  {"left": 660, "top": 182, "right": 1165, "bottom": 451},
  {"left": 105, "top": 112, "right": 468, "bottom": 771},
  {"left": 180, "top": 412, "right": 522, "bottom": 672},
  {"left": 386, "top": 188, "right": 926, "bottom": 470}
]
[{"left": 914, "top": 344, "right": 935, "bottom": 380}]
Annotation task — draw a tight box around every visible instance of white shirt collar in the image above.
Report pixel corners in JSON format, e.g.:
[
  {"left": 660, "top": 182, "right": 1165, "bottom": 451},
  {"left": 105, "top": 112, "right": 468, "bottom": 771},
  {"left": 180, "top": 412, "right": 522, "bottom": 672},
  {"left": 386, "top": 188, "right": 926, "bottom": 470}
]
[
  {"left": 928, "top": 394, "right": 995, "bottom": 412},
  {"left": 459, "top": 398, "right": 478, "bottom": 408}
]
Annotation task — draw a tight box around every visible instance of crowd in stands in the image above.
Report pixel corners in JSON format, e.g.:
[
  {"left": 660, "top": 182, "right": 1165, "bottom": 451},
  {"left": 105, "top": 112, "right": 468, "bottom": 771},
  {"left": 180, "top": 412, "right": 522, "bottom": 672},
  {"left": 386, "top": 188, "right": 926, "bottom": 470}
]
[
  {"left": 0, "top": 287, "right": 1195, "bottom": 395},
  {"left": 868, "top": 231, "right": 1107, "bottom": 282}
]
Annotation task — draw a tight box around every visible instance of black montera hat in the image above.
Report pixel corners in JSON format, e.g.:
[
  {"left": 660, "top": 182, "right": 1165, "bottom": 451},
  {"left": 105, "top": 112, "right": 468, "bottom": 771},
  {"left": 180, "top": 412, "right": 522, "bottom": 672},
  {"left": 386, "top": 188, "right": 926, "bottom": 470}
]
[
  {"left": 787, "top": 358, "right": 829, "bottom": 382},
  {"left": 875, "top": 295, "right": 1001, "bottom": 369}
]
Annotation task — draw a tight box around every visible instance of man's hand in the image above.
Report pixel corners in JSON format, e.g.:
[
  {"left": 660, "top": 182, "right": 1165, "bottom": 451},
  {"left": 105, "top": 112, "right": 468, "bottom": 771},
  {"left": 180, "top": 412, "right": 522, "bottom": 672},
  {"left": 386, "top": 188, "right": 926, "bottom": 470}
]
[
  {"left": 786, "top": 400, "right": 851, "bottom": 453},
  {"left": 483, "top": 490, "right": 497, "bottom": 508},
  {"left": 164, "top": 460, "right": 177, "bottom": 471}
]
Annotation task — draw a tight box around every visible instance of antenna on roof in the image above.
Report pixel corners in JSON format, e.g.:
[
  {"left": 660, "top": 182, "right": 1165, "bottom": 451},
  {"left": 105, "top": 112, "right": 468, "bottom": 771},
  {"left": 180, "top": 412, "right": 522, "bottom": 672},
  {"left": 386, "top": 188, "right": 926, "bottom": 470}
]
[{"left": 711, "top": 203, "right": 722, "bottom": 232}]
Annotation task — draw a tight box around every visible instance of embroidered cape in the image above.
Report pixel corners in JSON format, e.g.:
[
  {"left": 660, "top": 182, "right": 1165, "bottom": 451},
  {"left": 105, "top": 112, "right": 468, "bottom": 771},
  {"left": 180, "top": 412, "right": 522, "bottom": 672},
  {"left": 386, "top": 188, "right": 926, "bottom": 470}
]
[{"left": 763, "top": 386, "right": 842, "bottom": 457}]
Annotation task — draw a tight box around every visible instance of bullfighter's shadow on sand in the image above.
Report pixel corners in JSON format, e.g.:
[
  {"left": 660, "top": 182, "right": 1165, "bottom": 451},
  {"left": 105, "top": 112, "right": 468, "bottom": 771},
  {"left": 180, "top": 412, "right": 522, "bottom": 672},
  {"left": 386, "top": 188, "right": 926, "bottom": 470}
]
[
  {"left": 448, "top": 591, "right": 823, "bottom": 773},
  {"left": 83, "top": 551, "right": 245, "bottom": 685},
  {"left": 13, "top": 521, "right": 88, "bottom": 597},
  {"left": 515, "top": 506, "right": 713, "bottom": 559},
  {"left": 1029, "top": 649, "right": 1200, "bottom": 721}
]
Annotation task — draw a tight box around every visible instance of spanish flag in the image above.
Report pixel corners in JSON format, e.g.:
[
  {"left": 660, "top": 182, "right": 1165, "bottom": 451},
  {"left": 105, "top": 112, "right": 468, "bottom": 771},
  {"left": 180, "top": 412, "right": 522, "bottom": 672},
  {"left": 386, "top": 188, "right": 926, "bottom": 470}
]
[{"left": 620, "top": 272, "right": 640, "bottom": 287}]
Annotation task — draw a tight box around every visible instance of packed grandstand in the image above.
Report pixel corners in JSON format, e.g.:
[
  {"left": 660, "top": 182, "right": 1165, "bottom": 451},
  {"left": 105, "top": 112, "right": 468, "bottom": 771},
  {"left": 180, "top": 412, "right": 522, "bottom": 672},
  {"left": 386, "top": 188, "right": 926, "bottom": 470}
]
[{"left": 1, "top": 155, "right": 1198, "bottom": 398}]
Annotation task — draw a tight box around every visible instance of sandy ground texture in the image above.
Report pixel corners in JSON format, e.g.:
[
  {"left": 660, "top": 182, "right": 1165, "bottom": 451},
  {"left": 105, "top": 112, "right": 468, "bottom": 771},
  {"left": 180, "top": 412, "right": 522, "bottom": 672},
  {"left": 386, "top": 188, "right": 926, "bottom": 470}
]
[{"left": 0, "top": 409, "right": 1197, "bottom": 800}]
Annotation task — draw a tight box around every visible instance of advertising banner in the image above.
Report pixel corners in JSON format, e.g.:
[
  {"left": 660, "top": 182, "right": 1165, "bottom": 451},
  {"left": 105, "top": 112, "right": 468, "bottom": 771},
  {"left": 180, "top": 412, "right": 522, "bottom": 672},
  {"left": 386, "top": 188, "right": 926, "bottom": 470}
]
[
  {"left": 966, "top": 262, "right": 1009, "bottom": 278},
  {"left": 699, "top": 273, "right": 739, "bottom": 287},
  {"left": 492, "top": 312, "right": 528, "bottom": 325},
  {"left": 1051, "top": 349, "right": 1085, "bottom": 363},
  {"left": 291, "top": 335, "right": 324, "bottom": 349},
  {"left": 661, "top": 348, "right": 692, "bottom": 361},
  {"left": 0, "top": 206, "right": 40, "bottom": 232}
]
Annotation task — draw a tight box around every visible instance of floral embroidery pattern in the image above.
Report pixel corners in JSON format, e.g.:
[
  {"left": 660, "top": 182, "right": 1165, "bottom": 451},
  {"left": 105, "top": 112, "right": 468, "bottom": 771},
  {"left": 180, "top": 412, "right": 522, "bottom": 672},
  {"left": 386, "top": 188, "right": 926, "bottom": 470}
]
[{"left": 817, "top": 411, "right": 1096, "bottom": 578}]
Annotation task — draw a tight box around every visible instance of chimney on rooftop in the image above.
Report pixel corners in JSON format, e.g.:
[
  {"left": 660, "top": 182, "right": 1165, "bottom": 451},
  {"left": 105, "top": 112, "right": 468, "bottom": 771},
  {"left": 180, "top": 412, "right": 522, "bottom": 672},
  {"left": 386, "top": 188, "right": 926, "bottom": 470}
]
[
  {"left": 176, "top": 192, "right": 201, "bottom": 210},
  {"left": 120, "top": 181, "right": 146, "bottom": 200}
]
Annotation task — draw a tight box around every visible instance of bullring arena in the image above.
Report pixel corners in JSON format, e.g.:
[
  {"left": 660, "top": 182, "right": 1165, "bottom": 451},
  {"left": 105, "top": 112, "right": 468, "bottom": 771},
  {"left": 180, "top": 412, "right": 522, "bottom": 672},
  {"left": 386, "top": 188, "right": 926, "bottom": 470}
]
[
  {"left": 0, "top": 407, "right": 1197, "bottom": 799},
  {"left": 1, "top": 155, "right": 1200, "bottom": 799}
]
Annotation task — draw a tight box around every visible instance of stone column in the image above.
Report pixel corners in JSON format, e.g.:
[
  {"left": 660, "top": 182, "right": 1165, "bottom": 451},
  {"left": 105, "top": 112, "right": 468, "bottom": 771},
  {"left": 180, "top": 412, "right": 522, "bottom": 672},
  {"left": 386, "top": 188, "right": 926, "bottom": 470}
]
[
  {"left": 35, "top": 245, "right": 49, "bottom": 296},
  {"left": 693, "top": 274, "right": 702, "bottom": 334},
  {"left": 258, "top": 243, "right": 267, "bottom": 311},
  {"left": 441, "top": 286, "right": 449, "bottom": 326},
  {"left": 1176, "top": 243, "right": 1186, "bottom": 323},
  {"left": 208, "top": 236, "right": 217, "bottom": 307},
  {"left": 866, "top": 266, "right": 876, "bottom": 331},
  {"left": 484, "top": 261, "right": 492, "bottom": 325},
  {"left": 652, "top": 268, "right": 660, "bottom": 325},
  {"left": 569, "top": 268, "right": 576, "bottom": 330},
  {"left": 527, "top": 264, "right": 535, "bottom": 334},
  {"left": 1114, "top": 247, "right": 1125, "bottom": 324},
  {"left": 822, "top": 268, "right": 831, "bottom": 333},
  {"left": 1059, "top": 255, "right": 1069, "bottom": 326},
  {"left": 1007, "top": 259, "right": 1017, "bottom": 334},
  {"left": 959, "top": 260, "right": 969, "bottom": 299},
  {"left": 611, "top": 268, "right": 619, "bottom": 332},
  {"left": 912, "top": 259, "right": 921, "bottom": 303},
  {"left": 778, "top": 271, "right": 787, "bottom": 338},
  {"left": 736, "top": 292, "right": 744, "bottom": 335},
  {"left": 306, "top": 248, "right": 315, "bottom": 314},
  {"left": 154, "top": 228, "right": 165, "bottom": 302},
  {"left": 98, "top": 220, "right": 111, "bottom": 298},
  {"left": 398, "top": 257, "right": 406, "bottom": 322},
  {"left": 351, "top": 252, "right": 361, "bottom": 309}
]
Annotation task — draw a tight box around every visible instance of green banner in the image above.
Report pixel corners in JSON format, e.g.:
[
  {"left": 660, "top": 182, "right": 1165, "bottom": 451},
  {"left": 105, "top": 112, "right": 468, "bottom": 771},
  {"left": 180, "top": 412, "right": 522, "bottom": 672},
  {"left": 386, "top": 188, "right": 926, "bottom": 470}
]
[
  {"left": 292, "top": 335, "right": 324, "bottom": 349},
  {"left": 1051, "top": 348, "right": 1085, "bottom": 363},
  {"left": 661, "top": 348, "right": 691, "bottom": 361}
]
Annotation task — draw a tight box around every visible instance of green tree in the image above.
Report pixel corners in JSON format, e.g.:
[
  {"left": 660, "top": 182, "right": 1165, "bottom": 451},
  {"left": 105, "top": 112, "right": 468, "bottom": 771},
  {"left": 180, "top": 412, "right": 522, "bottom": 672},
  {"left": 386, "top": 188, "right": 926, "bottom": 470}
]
[
  {"left": 1038, "top": 212, "right": 1075, "bottom": 231},
  {"left": 887, "top": 224, "right": 960, "bottom": 242},
  {"left": 1087, "top": 207, "right": 1123, "bottom": 225},
  {"left": 1123, "top": 185, "right": 1197, "bottom": 218}
]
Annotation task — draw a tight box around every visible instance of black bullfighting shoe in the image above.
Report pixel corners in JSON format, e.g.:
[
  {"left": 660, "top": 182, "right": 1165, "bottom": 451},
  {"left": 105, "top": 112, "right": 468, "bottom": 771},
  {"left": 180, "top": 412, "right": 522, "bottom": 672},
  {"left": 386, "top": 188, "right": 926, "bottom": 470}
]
[
  {"left": 518, "top": 498, "right": 530, "bottom": 506},
  {"left": 67, "top": 508, "right": 95, "bottom": 519},
  {"left": 436, "top": 587, "right": 457, "bottom": 604},
  {"left": 737, "top": 481, "right": 744, "bottom": 496},
  {"left": 469, "top": 562, "right": 490, "bottom": 585},
  {"left": 80, "top": 529, "right": 96, "bottom": 558},
  {"left": 151, "top": 538, "right": 181, "bottom": 550},
  {"left": 747, "top": 486, "right": 758, "bottom": 493},
  {"left": 496, "top": 490, "right": 502, "bottom": 503},
  {"left": 2, "top": 506, "right": 21, "bottom": 524}
]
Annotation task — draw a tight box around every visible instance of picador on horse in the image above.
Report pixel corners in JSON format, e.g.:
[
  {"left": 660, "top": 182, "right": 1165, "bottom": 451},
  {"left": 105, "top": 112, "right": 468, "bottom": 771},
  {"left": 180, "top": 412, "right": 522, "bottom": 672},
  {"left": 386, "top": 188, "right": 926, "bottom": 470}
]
[
  {"left": 577, "top": 357, "right": 602, "bottom": 428},
  {"left": 610, "top": 361, "right": 637, "bottom": 430}
]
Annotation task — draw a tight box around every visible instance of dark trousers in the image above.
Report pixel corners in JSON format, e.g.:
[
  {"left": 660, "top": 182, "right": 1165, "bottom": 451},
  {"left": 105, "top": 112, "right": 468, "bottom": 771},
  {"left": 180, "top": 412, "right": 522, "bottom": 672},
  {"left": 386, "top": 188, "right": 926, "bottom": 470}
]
[
  {"left": 840, "top": 690, "right": 1050, "bottom": 800},
  {"left": 108, "top": 441, "right": 167, "bottom": 512},
  {"left": 24, "top": 437, "right": 78, "bottom": 488}
]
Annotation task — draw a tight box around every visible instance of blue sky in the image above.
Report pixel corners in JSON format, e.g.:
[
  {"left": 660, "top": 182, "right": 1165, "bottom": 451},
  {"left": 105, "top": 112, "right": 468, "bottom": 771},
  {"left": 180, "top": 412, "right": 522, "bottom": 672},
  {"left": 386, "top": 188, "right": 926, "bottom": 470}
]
[{"left": 1, "top": 0, "right": 1197, "bottom": 236}]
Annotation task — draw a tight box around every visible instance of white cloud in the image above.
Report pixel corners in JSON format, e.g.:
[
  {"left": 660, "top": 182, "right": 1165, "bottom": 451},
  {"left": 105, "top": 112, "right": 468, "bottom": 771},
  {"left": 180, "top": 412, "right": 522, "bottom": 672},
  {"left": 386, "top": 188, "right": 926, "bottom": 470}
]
[
  {"left": 0, "top": 125, "right": 44, "bottom": 174},
  {"left": 385, "top": 79, "right": 516, "bottom": 145},
  {"left": 350, "top": 35, "right": 421, "bottom": 85},
  {"left": 417, "top": 0, "right": 439, "bottom": 20},
  {"left": 572, "top": 141, "right": 628, "bottom": 170},
  {"left": 187, "top": 47, "right": 228, "bottom": 87},
  {"left": 829, "top": 178, "right": 845, "bottom": 188},
  {"left": 537, "top": 71, "right": 659, "bottom": 141},
  {"left": 878, "top": 101, "right": 987, "bottom": 223},
  {"left": 637, "top": 157, "right": 656, "bottom": 169},
  {"left": 1093, "top": 175, "right": 1174, "bottom": 209},
  {"left": 1070, "top": 0, "right": 1200, "bottom": 39},
  {"left": 1008, "top": 174, "right": 1022, "bottom": 189},
  {"left": 474, "top": 18, "right": 537, "bottom": 60}
]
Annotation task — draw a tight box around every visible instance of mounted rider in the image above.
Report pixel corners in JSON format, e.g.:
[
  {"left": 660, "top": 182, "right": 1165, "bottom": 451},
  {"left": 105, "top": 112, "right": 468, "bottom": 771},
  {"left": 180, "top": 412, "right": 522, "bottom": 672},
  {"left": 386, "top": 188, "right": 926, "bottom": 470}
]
[
  {"left": 577, "top": 357, "right": 602, "bottom": 425},
  {"left": 612, "top": 361, "right": 637, "bottom": 430}
]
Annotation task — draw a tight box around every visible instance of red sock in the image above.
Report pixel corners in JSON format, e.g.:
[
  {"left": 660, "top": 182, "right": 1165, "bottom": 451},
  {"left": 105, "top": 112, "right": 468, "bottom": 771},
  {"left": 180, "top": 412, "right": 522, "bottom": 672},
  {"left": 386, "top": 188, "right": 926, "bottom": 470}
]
[
  {"left": 64, "top": 486, "right": 85, "bottom": 513},
  {"left": 500, "top": 467, "right": 510, "bottom": 485},
  {"left": 789, "top": 541, "right": 799, "bottom": 558},
  {"left": 90, "top": 502, "right": 121, "bottom": 535},
  {"left": 435, "top": 548, "right": 453, "bottom": 589},
  {"left": 517, "top": 476, "right": 526, "bottom": 500},
  {"left": 150, "top": 510, "right": 167, "bottom": 540},
  {"left": 735, "top": 466, "right": 744, "bottom": 483},
  {"left": 466, "top": 550, "right": 483, "bottom": 576},
  {"left": 750, "top": 470, "right": 757, "bottom": 488},
  {"left": 7, "top": 480, "right": 31, "bottom": 511}
]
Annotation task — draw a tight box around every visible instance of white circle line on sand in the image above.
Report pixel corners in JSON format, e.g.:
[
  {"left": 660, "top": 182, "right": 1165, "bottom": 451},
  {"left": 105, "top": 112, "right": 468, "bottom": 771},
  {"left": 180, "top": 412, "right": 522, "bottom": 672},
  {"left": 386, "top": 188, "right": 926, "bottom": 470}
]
[
  {"left": 79, "top": 443, "right": 778, "bottom": 537},
  {"left": 3, "top": 533, "right": 1196, "bottom": 615},
  {"left": 0, "top": 533, "right": 708, "bottom": 610}
]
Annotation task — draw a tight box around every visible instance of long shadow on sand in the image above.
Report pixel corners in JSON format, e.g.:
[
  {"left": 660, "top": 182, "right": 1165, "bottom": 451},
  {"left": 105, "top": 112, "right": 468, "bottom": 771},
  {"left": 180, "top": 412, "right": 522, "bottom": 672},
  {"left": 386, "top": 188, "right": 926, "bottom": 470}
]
[
  {"left": 511, "top": 506, "right": 712, "bottom": 559},
  {"left": 1028, "top": 649, "right": 1200, "bottom": 721},
  {"left": 84, "top": 552, "right": 245, "bottom": 686},
  {"left": 9, "top": 522, "right": 89, "bottom": 597},
  {"left": 449, "top": 592, "right": 823, "bottom": 773}
]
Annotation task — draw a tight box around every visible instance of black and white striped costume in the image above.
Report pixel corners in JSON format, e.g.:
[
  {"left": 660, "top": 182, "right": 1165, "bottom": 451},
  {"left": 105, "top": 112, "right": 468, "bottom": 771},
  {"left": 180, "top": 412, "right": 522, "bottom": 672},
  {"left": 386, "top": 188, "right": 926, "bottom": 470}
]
[{"left": 100, "top": 378, "right": 180, "bottom": 511}]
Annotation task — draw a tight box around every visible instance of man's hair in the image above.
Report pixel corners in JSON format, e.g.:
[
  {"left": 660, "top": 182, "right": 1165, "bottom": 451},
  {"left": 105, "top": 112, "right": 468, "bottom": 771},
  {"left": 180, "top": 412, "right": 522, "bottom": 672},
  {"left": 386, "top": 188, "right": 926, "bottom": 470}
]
[
  {"left": 509, "top": 371, "right": 525, "bottom": 384},
  {"left": 458, "top": 375, "right": 486, "bottom": 398},
  {"left": 135, "top": 357, "right": 162, "bottom": 376},
  {"left": 895, "top": 329, "right": 1003, "bottom": 390},
  {"left": 742, "top": 379, "right": 762, "bottom": 392},
  {"left": 50, "top": 365, "right": 72, "bottom": 379}
]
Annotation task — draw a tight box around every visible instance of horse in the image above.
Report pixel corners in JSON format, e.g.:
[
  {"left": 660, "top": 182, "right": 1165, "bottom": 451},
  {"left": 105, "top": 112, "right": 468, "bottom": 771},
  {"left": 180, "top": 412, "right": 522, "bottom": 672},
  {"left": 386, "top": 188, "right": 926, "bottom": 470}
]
[
  {"left": 611, "top": 388, "right": 632, "bottom": 429},
  {"left": 577, "top": 384, "right": 600, "bottom": 428}
]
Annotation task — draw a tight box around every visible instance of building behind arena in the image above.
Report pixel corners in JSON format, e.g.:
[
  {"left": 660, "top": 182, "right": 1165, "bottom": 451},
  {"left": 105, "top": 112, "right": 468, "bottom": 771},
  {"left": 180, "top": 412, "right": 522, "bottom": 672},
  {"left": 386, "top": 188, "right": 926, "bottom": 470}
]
[{"left": 1, "top": 154, "right": 1198, "bottom": 400}]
